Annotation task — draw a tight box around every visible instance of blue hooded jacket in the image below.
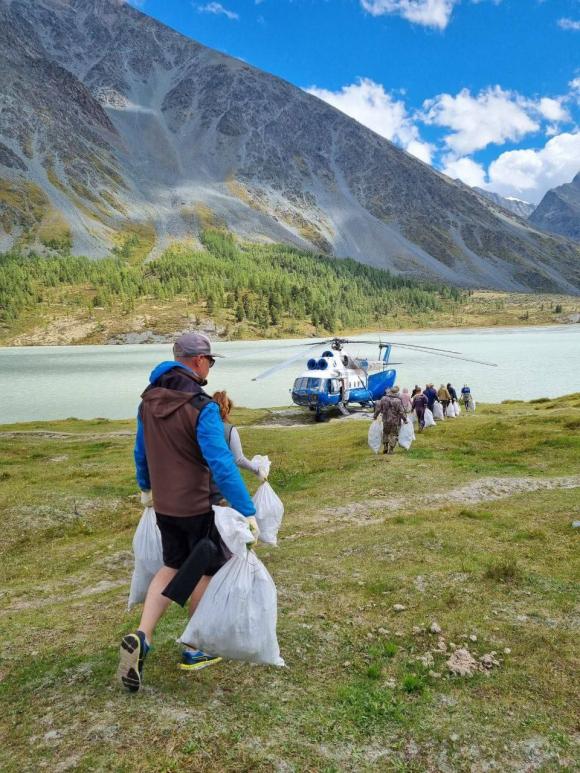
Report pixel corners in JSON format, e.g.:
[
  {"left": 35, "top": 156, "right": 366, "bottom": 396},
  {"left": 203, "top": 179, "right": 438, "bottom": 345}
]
[
  {"left": 423, "top": 386, "right": 439, "bottom": 410},
  {"left": 134, "top": 361, "right": 255, "bottom": 517}
]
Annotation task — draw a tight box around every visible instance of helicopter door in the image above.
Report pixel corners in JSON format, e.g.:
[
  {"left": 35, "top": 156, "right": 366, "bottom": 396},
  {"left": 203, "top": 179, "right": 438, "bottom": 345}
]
[{"left": 340, "top": 376, "right": 350, "bottom": 403}]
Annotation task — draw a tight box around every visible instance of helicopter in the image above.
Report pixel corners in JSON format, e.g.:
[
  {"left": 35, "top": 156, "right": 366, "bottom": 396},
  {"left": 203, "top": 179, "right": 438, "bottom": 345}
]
[{"left": 252, "top": 336, "right": 497, "bottom": 421}]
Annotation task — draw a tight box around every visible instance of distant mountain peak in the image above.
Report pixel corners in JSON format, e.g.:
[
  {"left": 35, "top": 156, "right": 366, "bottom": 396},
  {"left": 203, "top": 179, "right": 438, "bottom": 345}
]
[
  {"left": 528, "top": 171, "right": 580, "bottom": 243},
  {"left": 472, "top": 188, "right": 536, "bottom": 219}
]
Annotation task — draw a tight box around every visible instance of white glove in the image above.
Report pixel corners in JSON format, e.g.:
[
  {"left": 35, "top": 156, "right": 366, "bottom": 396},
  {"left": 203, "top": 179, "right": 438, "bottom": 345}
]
[
  {"left": 140, "top": 490, "right": 153, "bottom": 508},
  {"left": 246, "top": 516, "right": 260, "bottom": 547}
]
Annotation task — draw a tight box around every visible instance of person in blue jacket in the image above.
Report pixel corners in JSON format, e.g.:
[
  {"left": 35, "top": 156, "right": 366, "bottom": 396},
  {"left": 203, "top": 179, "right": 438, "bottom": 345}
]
[
  {"left": 423, "top": 383, "right": 439, "bottom": 412},
  {"left": 461, "top": 384, "right": 472, "bottom": 410},
  {"left": 118, "top": 332, "right": 258, "bottom": 692}
]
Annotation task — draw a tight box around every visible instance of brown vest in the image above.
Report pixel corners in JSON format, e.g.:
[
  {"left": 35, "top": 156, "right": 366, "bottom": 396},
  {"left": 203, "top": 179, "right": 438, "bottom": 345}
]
[{"left": 140, "top": 376, "right": 213, "bottom": 517}]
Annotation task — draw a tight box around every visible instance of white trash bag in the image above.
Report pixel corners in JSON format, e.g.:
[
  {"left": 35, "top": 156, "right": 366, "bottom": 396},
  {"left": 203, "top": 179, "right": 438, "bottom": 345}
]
[
  {"left": 454, "top": 401, "right": 461, "bottom": 416},
  {"left": 398, "top": 421, "right": 414, "bottom": 450},
  {"left": 368, "top": 417, "right": 383, "bottom": 454},
  {"left": 250, "top": 454, "right": 271, "bottom": 480},
  {"left": 424, "top": 408, "right": 436, "bottom": 428},
  {"left": 128, "top": 506, "right": 164, "bottom": 609},
  {"left": 432, "top": 402, "right": 444, "bottom": 420},
  {"left": 446, "top": 403, "right": 456, "bottom": 418},
  {"left": 470, "top": 398, "right": 476, "bottom": 412},
  {"left": 179, "top": 507, "right": 285, "bottom": 667},
  {"left": 253, "top": 481, "right": 284, "bottom": 546}
]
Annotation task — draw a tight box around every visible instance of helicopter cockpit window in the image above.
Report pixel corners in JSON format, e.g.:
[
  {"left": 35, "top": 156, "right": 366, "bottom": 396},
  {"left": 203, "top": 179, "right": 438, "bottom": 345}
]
[
  {"left": 328, "top": 379, "right": 340, "bottom": 394},
  {"left": 306, "top": 378, "right": 322, "bottom": 391},
  {"left": 293, "top": 378, "right": 307, "bottom": 390}
]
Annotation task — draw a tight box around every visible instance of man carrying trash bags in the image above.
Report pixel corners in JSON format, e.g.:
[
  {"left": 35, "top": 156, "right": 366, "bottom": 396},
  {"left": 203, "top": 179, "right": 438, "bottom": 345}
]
[
  {"left": 373, "top": 385, "right": 409, "bottom": 455},
  {"left": 118, "top": 332, "right": 284, "bottom": 693}
]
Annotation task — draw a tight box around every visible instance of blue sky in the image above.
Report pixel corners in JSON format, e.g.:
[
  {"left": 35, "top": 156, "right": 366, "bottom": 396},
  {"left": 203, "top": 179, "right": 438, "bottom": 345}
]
[{"left": 129, "top": 0, "right": 580, "bottom": 203}]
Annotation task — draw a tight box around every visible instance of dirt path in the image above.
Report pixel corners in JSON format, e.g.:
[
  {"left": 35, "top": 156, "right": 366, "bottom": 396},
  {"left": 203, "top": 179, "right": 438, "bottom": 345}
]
[
  {"left": 2, "top": 474, "right": 578, "bottom": 612},
  {"left": 0, "top": 430, "right": 133, "bottom": 440},
  {"left": 284, "top": 475, "right": 580, "bottom": 540}
]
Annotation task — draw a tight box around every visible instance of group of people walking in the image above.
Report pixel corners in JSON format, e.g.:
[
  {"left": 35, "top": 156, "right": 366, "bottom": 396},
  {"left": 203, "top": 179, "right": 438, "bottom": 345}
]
[
  {"left": 120, "top": 329, "right": 477, "bottom": 688},
  {"left": 373, "top": 380, "right": 474, "bottom": 453}
]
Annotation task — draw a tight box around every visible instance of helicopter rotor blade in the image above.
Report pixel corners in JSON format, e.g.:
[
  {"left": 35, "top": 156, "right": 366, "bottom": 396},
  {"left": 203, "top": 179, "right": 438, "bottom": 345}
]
[
  {"left": 283, "top": 339, "right": 335, "bottom": 348},
  {"left": 252, "top": 344, "right": 327, "bottom": 381},
  {"left": 230, "top": 339, "right": 331, "bottom": 361},
  {"left": 342, "top": 338, "right": 465, "bottom": 355},
  {"left": 396, "top": 349, "right": 497, "bottom": 368},
  {"left": 338, "top": 337, "right": 496, "bottom": 366},
  {"left": 407, "top": 349, "right": 497, "bottom": 367},
  {"left": 251, "top": 333, "right": 496, "bottom": 383}
]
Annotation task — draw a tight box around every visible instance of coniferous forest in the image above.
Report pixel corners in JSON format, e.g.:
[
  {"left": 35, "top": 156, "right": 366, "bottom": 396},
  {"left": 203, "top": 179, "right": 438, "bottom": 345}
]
[{"left": 0, "top": 229, "right": 463, "bottom": 337}]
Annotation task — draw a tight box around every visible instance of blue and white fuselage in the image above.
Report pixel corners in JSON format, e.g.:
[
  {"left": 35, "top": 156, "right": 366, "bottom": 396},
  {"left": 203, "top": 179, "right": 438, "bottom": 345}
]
[{"left": 291, "top": 346, "right": 396, "bottom": 413}]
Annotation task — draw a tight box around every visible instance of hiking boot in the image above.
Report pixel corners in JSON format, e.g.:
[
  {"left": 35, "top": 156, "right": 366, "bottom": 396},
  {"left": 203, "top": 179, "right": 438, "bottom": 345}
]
[
  {"left": 117, "top": 630, "right": 149, "bottom": 692},
  {"left": 179, "top": 649, "right": 222, "bottom": 672}
]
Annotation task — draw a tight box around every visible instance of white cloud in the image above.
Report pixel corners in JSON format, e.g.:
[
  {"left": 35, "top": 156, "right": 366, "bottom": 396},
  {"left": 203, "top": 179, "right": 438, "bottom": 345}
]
[
  {"left": 198, "top": 2, "right": 239, "bottom": 20},
  {"left": 360, "top": 0, "right": 457, "bottom": 29},
  {"left": 306, "top": 76, "right": 578, "bottom": 204},
  {"left": 558, "top": 18, "right": 580, "bottom": 31},
  {"left": 405, "top": 139, "right": 434, "bottom": 163},
  {"left": 487, "top": 131, "right": 580, "bottom": 203},
  {"left": 422, "top": 86, "right": 539, "bottom": 155},
  {"left": 306, "top": 78, "right": 433, "bottom": 163},
  {"left": 441, "top": 155, "right": 486, "bottom": 187},
  {"left": 537, "top": 97, "right": 570, "bottom": 122}
]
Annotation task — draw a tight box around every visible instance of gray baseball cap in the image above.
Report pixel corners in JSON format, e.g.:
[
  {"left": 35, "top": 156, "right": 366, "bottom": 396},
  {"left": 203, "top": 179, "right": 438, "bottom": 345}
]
[{"left": 173, "top": 332, "right": 224, "bottom": 358}]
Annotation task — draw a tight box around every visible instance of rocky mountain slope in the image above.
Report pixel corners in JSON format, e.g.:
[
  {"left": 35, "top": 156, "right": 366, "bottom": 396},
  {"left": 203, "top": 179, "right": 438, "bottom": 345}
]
[
  {"left": 1, "top": 0, "right": 579, "bottom": 293},
  {"left": 473, "top": 188, "right": 536, "bottom": 219},
  {"left": 529, "top": 172, "right": 580, "bottom": 243}
]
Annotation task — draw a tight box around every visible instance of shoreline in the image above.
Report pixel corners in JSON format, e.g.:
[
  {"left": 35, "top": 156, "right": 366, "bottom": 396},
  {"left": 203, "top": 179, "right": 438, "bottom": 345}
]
[
  {"left": 1, "top": 319, "right": 578, "bottom": 351},
  {"left": 1, "top": 393, "right": 577, "bottom": 428}
]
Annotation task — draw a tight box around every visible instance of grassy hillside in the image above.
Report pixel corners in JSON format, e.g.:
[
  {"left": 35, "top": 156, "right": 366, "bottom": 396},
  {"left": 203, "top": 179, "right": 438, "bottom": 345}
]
[
  {"left": 1, "top": 232, "right": 577, "bottom": 346},
  {"left": 0, "top": 396, "right": 579, "bottom": 770}
]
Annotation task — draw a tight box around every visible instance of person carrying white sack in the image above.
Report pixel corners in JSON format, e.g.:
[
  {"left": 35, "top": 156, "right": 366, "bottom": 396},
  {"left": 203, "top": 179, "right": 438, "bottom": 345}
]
[
  {"left": 212, "top": 389, "right": 283, "bottom": 546},
  {"left": 118, "top": 332, "right": 259, "bottom": 693},
  {"left": 179, "top": 507, "right": 285, "bottom": 667},
  {"left": 212, "top": 390, "right": 268, "bottom": 480}
]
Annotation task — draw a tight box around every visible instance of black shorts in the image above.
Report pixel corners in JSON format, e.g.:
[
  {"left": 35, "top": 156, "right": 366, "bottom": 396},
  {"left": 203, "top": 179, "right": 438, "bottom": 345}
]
[{"left": 155, "top": 511, "right": 230, "bottom": 572}]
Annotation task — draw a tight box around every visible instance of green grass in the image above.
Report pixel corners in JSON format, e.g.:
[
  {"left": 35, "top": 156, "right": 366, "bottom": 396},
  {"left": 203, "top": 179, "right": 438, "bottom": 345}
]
[{"left": 0, "top": 396, "right": 579, "bottom": 770}]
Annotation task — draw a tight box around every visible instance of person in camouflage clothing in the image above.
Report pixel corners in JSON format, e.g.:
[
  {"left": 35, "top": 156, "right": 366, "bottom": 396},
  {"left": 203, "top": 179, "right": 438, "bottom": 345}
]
[{"left": 373, "top": 386, "right": 408, "bottom": 455}]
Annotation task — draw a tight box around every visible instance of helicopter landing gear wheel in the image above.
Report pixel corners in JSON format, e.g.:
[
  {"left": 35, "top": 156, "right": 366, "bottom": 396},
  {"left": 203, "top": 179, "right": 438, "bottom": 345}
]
[{"left": 315, "top": 408, "right": 328, "bottom": 422}]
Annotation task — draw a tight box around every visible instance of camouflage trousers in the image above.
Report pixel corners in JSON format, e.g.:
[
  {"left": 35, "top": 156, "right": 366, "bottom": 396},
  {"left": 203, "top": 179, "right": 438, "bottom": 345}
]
[{"left": 382, "top": 421, "right": 400, "bottom": 454}]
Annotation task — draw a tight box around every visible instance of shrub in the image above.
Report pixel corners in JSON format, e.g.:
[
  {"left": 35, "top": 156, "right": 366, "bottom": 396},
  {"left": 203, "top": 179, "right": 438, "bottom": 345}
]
[{"left": 484, "top": 559, "right": 520, "bottom": 582}]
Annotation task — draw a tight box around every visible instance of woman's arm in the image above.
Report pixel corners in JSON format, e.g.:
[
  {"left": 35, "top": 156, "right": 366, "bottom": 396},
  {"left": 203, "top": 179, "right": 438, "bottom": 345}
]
[{"left": 229, "top": 426, "right": 261, "bottom": 476}]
